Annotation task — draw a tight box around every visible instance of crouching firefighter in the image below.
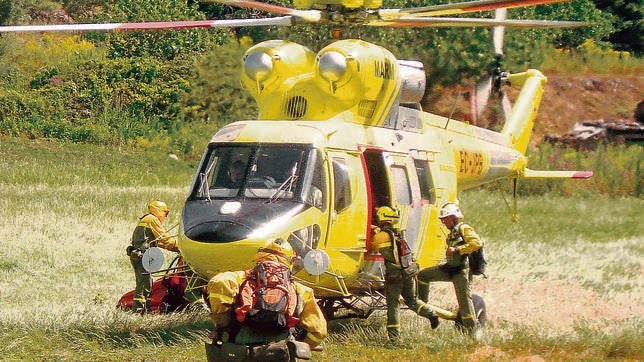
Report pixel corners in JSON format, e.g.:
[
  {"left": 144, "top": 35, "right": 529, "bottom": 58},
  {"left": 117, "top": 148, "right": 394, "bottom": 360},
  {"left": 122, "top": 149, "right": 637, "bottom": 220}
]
[
  {"left": 371, "top": 206, "right": 440, "bottom": 344},
  {"left": 205, "top": 239, "right": 327, "bottom": 361}
]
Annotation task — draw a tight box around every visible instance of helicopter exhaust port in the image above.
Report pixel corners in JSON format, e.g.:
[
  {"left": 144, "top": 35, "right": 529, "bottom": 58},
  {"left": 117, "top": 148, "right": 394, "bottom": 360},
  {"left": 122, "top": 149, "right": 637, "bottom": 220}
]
[{"left": 398, "top": 60, "right": 426, "bottom": 105}]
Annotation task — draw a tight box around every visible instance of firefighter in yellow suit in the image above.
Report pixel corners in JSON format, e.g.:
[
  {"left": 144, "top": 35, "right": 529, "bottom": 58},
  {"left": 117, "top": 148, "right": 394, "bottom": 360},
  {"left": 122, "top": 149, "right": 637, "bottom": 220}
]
[
  {"left": 128, "top": 200, "right": 209, "bottom": 313},
  {"left": 206, "top": 239, "right": 327, "bottom": 361},
  {"left": 127, "top": 200, "right": 179, "bottom": 313},
  {"left": 371, "top": 206, "right": 440, "bottom": 344}
]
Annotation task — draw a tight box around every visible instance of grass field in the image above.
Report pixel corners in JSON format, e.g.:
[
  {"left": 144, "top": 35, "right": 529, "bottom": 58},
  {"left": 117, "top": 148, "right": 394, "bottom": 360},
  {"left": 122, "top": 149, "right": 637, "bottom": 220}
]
[{"left": 0, "top": 137, "right": 642, "bottom": 361}]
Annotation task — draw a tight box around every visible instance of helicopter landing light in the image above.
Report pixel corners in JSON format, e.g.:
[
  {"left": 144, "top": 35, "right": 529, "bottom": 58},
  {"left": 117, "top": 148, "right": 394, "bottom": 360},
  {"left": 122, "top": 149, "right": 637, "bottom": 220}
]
[
  {"left": 142, "top": 247, "right": 164, "bottom": 273},
  {"left": 244, "top": 51, "right": 273, "bottom": 82},
  {"left": 303, "top": 249, "right": 330, "bottom": 276},
  {"left": 318, "top": 51, "right": 347, "bottom": 83},
  {"left": 220, "top": 201, "right": 242, "bottom": 215}
]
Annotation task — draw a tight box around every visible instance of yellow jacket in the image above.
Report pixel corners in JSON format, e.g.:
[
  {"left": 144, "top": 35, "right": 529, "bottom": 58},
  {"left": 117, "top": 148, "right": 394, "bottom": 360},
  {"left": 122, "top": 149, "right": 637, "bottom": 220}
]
[
  {"left": 445, "top": 222, "right": 482, "bottom": 267},
  {"left": 452, "top": 223, "right": 482, "bottom": 255},
  {"left": 131, "top": 214, "right": 178, "bottom": 252},
  {"left": 207, "top": 268, "right": 328, "bottom": 348}
]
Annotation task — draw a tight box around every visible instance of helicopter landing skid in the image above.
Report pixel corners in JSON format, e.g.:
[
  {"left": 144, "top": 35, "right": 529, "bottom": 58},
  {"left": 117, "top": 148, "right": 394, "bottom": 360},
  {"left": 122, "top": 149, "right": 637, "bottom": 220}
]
[{"left": 318, "top": 291, "right": 387, "bottom": 320}]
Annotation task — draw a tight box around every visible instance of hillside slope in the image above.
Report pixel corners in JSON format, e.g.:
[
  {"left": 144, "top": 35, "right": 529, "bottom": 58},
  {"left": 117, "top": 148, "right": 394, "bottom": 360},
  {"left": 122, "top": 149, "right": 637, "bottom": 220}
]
[{"left": 428, "top": 73, "right": 643, "bottom": 147}]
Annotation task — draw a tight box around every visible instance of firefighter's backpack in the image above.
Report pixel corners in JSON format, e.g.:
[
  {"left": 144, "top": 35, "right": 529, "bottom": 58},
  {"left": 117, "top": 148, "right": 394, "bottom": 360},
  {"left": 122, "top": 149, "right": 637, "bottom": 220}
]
[
  {"left": 468, "top": 246, "right": 487, "bottom": 277},
  {"left": 235, "top": 260, "right": 300, "bottom": 332},
  {"left": 456, "top": 224, "right": 487, "bottom": 277}
]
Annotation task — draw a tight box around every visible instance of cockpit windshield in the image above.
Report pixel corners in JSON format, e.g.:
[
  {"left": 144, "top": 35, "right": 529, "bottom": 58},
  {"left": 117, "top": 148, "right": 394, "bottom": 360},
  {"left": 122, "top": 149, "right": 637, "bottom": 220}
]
[{"left": 192, "top": 144, "right": 326, "bottom": 209}]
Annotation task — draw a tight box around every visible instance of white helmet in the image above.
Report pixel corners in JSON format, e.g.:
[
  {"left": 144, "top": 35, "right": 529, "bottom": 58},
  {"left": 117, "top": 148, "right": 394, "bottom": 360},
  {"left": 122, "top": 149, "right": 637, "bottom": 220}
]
[{"left": 439, "top": 203, "right": 463, "bottom": 219}]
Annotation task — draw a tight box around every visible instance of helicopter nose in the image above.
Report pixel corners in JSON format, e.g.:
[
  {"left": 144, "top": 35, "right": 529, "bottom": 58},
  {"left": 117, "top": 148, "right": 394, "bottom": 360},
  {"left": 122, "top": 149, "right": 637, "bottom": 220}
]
[{"left": 184, "top": 221, "right": 253, "bottom": 243}]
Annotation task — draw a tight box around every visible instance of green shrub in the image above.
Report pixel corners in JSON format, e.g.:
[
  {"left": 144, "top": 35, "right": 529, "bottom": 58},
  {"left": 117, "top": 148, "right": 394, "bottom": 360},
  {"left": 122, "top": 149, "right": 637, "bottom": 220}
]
[{"left": 541, "top": 40, "right": 644, "bottom": 75}]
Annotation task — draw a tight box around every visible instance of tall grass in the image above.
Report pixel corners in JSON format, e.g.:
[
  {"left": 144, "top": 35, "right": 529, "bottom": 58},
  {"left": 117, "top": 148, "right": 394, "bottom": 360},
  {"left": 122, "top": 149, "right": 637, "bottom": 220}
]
[
  {"left": 521, "top": 143, "right": 643, "bottom": 197},
  {"left": 0, "top": 137, "right": 641, "bottom": 361}
]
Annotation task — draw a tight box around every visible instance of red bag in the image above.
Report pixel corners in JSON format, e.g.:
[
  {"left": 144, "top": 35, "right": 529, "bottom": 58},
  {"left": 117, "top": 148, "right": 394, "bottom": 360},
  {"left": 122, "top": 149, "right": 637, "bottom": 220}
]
[
  {"left": 117, "top": 256, "right": 190, "bottom": 313},
  {"left": 235, "top": 261, "right": 299, "bottom": 331},
  {"left": 116, "top": 274, "right": 187, "bottom": 313}
]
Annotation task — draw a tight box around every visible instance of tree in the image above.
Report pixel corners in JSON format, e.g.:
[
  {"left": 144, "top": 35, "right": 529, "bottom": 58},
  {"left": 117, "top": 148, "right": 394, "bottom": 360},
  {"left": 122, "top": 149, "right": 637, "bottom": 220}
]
[
  {"left": 592, "top": 0, "right": 643, "bottom": 55},
  {"left": 95, "top": 0, "right": 228, "bottom": 60},
  {"left": 179, "top": 38, "right": 257, "bottom": 127},
  {"left": 0, "top": 0, "right": 11, "bottom": 26}
]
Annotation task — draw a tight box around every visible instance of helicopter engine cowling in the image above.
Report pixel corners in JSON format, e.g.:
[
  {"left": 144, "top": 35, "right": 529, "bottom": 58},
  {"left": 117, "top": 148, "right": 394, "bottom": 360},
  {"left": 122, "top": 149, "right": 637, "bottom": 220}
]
[
  {"left": 241, "top": 40, "right": 316, "bottom": 98},
  {"left": 240, "top": 39, "right": 426, "bottom": 129},
  {"left": 314, "top": 39, "right": 402, "bottom": 127}
]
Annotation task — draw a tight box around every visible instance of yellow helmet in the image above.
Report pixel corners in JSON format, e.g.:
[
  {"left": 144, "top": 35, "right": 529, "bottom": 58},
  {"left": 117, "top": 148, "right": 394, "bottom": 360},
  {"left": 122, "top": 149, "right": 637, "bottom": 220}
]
[
  {"left": 253, "top": 238, "right": 294, "bottom": 266},
  {"left": 439, "top": 203, "right": 463, "bottom": 219},
  {"left": 376, "top": 206, "right": 400, "bottom": 224},
  {"left": 148, "top": 200, "right": 170, "bottom": 218}
]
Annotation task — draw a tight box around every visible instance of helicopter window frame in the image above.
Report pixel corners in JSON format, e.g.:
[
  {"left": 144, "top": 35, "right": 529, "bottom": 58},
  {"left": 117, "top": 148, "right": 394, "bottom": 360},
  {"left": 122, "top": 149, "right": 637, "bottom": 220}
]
[{"left": 390, "top": 165, "right": 412, "bottom": 206}]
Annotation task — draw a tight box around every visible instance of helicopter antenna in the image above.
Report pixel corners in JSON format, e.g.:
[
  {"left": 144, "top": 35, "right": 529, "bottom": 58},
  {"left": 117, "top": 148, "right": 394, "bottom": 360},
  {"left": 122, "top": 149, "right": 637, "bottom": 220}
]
[{"left": 444, "top": 91, "right": 461, "bottom": 129}]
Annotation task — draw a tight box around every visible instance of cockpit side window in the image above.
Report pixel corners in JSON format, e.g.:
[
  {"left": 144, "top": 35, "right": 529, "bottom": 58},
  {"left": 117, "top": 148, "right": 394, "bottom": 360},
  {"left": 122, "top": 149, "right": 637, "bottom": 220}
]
[
  {"left": 332, "top": 158, "right": 352, "bottom": 213},
  {"left": 302, "top": 150, "right": 326, "bottom": 211}
]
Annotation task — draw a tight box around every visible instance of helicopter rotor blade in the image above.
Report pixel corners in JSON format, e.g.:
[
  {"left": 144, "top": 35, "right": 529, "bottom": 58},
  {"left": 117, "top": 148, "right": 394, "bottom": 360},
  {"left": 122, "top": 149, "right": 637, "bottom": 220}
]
[
  {"left": 371, "top": 16, "right": 585, "bottom": 28},
  {"left": 0, "top": 16, "right": 585, "bottom": 34},
  {"left": 0, "top": 17, "right": 294, "bottom": 33},
  {"left": 472, "top": 77, "right": 494, "bottom": 120},
  {"left": 501, "top": 89, "right": 513, "bottom": 120},
  {"left": 0, "top": 0, "right": 586, "bottom": 33},
  {"left": 469, "top": 7, "right": 509, "bottom": 124},
  {"left": 391, "top": 0, "right": 573, "bottom": 17},
  {"left": 492, "top": 8, "right": 506, "bottom": 56},
  {"left": 472, "top": 76, "right": 493, "bottom": 123},
  {"left": 209, "top": 0, "right": 323, "bottom": 22}
]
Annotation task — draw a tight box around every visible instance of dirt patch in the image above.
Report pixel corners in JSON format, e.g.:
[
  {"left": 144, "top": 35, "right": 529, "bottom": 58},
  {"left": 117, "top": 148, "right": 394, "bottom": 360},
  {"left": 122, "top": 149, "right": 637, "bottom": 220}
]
[
  {"left": 534, "top": 74, "right": 643, "bottom": 144},
  {"left": 474, "top": 278, "right": 640, "bottom": 332}
]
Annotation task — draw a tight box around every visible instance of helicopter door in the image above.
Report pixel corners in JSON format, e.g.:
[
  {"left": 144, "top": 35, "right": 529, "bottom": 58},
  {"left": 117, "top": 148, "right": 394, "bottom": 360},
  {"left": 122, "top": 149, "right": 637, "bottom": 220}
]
[
  {"left": 324, "top": 151, "right": 369, "bottom": 272},
  {"left": 362, "top": 149, "right": 424, "bottom": 251}
]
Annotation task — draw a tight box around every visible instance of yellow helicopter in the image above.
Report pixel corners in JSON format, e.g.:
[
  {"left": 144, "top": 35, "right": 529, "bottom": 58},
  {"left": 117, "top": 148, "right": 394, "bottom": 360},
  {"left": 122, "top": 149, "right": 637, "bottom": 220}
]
[{"left": 2, "top": 0, "right": 592, "bottom": 323}]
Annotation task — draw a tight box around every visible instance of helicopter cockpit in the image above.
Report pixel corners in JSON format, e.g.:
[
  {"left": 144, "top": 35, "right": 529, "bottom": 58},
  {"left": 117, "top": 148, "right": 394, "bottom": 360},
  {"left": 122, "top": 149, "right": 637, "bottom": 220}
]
[
  {"left": 182, "top": 143, "right": 328, "bottom": 245},
  {"left": 193, "top": 144, "right": 326, "bottom": 207}
]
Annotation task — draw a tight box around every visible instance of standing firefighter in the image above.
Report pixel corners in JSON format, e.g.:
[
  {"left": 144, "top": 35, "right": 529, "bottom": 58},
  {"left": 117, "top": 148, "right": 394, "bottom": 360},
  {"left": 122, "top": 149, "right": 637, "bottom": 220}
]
[
  {"left": 371, "top": 206, "right": 440, "bottom": 344},
  {"left": 127, "top": 200, "right": 179, "bottom": 313},
  {"left": 206, "top": 239, "right": 327, "bottom": 361},
  {"left": 418, "top": 203, "right": 483, "bottom": 337}
]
